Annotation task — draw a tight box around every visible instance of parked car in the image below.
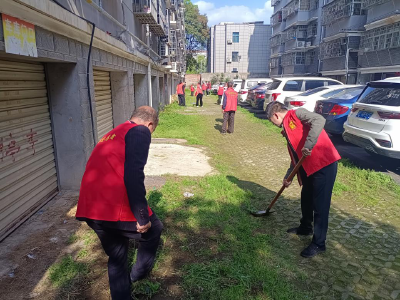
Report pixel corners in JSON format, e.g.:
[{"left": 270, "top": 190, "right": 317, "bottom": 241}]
[
  {"left": 314, "top": 86, "right": 365, "bottom": 135},
  {"left": 343, "top": 77, "right": 400, "bottom": 159},
  {"left": 263, "top": 77, "right": 343, "bottom": 111},
  {"left": 246, "top": 83, "right": 267, "bottom": 104},
  {"left": 233, "top": 82, "right": 241, "bottom": 93},
  {"left": 249, "top": 83, "right": 272, "bottom": 110},
  {"left": 285, "top": 85, "right": 361, "bottom": 111},
  {"left": 239, "top": 78, "right": 272, "bottom": 103},
  {"left": 211, "top": 84, "right": 219, "bottom": 94}
]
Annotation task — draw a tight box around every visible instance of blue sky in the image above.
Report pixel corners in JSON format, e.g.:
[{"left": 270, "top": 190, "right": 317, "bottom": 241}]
[{"left": 193, "top": 1, "right": 273, "bottom": 27}]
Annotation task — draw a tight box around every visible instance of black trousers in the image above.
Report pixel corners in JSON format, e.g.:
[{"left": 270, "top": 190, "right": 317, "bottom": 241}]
[
  {"left": 191, "top": 91, "right": 194, "bottom": 96},
  {"left": 196, "top": 94, "right": 203, "bottom": 106},
  {"left": 299, "top": 161, "right": 338, "bottom": 248},
  {"left": 178, "top": 94, "right": 185, "bottom": 106},
  {"left": 87, "top": 214, "right": 163, "bottom": 300},
  {"left": 218, "top": 95, "right": 222, "bottom": 104}
]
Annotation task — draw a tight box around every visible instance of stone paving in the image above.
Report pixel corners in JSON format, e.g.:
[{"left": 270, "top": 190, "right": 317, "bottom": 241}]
[{"left": 179, "top": 95, "right": 400, "bottom": 300}]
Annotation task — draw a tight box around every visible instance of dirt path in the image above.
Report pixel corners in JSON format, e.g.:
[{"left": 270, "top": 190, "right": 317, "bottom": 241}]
[{"left": 1, "top": 94, "right": 399, "bottom": 300}]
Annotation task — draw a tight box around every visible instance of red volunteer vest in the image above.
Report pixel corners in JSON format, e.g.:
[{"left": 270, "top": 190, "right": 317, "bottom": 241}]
[
  {"left": 76, "top": 121, "right": 153, "bottom": 222},
  {"left": 177, "top": 83, "right": 184, "bottom": 95},
  {"left": 283, "top": 110, "right": 341, "bottom": 177},
  {"left": 190, "top": 85, "right": 194, "bottom": 92},
  {"left": 196, "top": 84, "right": 203, "bottom": 95},
  {"left": 217, "top": 86, "right": 224, "bottom": 96},
  {"left": 202, "top": 84, "right": 207, "bottom": 91},
  {"left": 223, "top": 88, "right": 238, "bottom": 112}
]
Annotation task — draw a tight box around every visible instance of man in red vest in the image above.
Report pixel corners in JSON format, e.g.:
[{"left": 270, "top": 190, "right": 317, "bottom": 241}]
[
  {"left": 221, "top": 82, "right": 238, "bottom": 134},
  {"left": 217, "top": 84, "right": 224, "bottom": 104},
  {"left": 265, "top": 102, "right": 340, "bottom": 258},
  {"left": 190, "top": 84, "right": 195, "bottom": 96},
  {"left": 195, "top": 82, "right": 203, "bottom": 107},
  {"left": 207, "top": 81, "right": 211, "bottom": 95},
  {"left": 176, "top": 81, "right": 185, "bottom": 106},
  {"left": 76, "top": 106, "right": 163, "bottom": 299},
  {"left": 202, "top": 82, "right": 207, "bottom": 95}
]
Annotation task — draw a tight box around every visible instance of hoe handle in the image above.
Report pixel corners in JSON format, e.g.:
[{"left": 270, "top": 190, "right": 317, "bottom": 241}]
[{"left": 266, "top": 156, "right": 306, "bottom": 212}]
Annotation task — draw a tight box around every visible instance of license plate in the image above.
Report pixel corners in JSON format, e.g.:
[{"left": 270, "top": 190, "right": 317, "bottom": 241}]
[{"left": 356, "top": 111, "right": 373, "bottom": 120}]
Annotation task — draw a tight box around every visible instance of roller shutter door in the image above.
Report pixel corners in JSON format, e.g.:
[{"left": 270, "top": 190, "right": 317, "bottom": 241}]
[
  {"left": 93, "top": 70, "right": 113, "bottom": 139},
  {"left": 0, "top": 59, "right": 58, "bottom": 240}
]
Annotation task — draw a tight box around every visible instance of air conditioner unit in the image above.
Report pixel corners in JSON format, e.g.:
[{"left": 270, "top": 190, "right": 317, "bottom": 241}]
[
  {"left": 296, "top": 41, "right": 305, "bottom": 47},
  {"left": 227, "top": 39, "right": 233, "bottom": 44},
  {"left": 226, "top": 57, "right": 232, "bottom": 63}
]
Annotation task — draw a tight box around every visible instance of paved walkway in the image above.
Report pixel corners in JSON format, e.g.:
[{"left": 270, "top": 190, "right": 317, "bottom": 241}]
[{"left": 181, "top": 95, "right": 400, "bottom": 300}]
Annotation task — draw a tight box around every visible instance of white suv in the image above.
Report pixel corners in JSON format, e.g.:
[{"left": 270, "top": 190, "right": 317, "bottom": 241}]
[
  {"left": 239, "top": 78, "right": 272, "bottom": 102},
  {"left": 263, "top": 77, "right": 343, "bottom": 110},
  {"left": 343, "top": 77, "right": 400, "bottom": 159}
]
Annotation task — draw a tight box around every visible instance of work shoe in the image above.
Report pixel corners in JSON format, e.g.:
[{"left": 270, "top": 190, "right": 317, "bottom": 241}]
[
  {"left": 286, "top": 227, "right": 313, "bottom": 236},
  {"left": 300, "top": 243, "right": 326, "bottom": 258}
]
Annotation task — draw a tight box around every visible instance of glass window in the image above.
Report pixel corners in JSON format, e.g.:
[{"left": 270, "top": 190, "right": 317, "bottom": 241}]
[
  {"left": 300, "top": 87, "right": 328, "bottom": 96},
  {"left": 332, "top": 87, "right": 364, "bottom": 99},
  {"left": 358, "top": 85, "right": 400, "bottom": 106},
  {"left": 232, "top": 52, "right": 239, "bottom": 62},
  {"left": 321, "top": 89, "right": 346, "bottom": 98},
  {"left": 233, "top": 32, "right": 239, "bottom": 43},
  {"left": 305, "top": 80, "right": 324, "bottom": 90},
  {"left": 283, "top": 80, "right": 303, "bottom": 91},
  {"left": 268, "top": 81, "right": 282, "bottom": 90},
  {"left": 247, "top": 81, "right": 258, "bottom": 88},
  {"left": 327, "top": 80, "right": 341, "bottom": 86}
]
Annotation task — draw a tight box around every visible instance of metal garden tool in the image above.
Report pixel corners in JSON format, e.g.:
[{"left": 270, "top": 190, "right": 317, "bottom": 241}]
[{"left": 250, "top": 156, "right": 306, "bottom": 217}]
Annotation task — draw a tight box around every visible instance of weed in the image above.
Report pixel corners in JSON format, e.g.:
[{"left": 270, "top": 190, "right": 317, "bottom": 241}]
[
  {"left": 48, "top": 255, "right": 88, "bottom": 288},
  {"left": 67, "top": 233, "right": 78, "bottom": 244}
]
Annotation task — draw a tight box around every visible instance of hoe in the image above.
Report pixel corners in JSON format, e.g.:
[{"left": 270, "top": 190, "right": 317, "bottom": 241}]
[{"left": 251, "top": 156, "right": 306, "bottom": 217}]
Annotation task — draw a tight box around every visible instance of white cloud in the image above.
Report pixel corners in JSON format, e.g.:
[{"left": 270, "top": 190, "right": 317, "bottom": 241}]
[{"left": 194, "top": 1, "right": 273, "bottom": 26}]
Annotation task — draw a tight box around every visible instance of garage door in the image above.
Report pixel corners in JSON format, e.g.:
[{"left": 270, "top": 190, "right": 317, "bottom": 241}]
[
  {"left": 93, "top": 70, "right": 113, "bottom": 139},
  {"left": 0, "top": 59, "right": 58, "bottom": 240}
]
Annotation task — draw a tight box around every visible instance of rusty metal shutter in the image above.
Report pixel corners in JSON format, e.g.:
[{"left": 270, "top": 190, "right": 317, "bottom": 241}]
[
  {"left": 0, "top": 59, "right": 58, "bottom": 240},
  {"left": 93, "top": 70, "right": 113, "bottom": 139}
]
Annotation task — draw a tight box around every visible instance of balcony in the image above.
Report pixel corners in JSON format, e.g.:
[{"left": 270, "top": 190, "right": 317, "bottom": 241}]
[
  {"left": 322, "top": 0, "right": 364, "bottom": 26},
  {"left": 271, "top": 11, "right": 283, "bottom": 26},
  {"left": 272, "top": 0, "right": 281, "bottom": 6},
  {"left": 133, "top": 0, "right": 166, "bottom": 36},
  {"left": 362, "top": 0, "right": 391, "bottom": 9}
]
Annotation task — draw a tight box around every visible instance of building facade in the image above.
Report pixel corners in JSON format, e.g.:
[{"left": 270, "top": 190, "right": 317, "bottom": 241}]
[
  {"left": 0, "top": 0, "right": 186, "bottom": 240},
  {"left": 270, "top": 0, "right": 323, "bottom": 77},
  {"left": 208, "top": 22, "right": 271, "bottom": 77},
  {"left": 270, "top": 0, "right": 400, "bottom": 84}
]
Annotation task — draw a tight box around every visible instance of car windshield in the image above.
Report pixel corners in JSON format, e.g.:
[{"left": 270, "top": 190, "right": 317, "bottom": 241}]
[
  {"left": 331, "top": 87, "right": 364, "bottom": 100},
  {"left": 321, "top": 88, "right": 346, "bottom": 99},
  {"left": 268, "top": 81, "right": 281, "bottom": 90},
  {"left": 299, "top": 87, "right": 328, "bottom": 96},
  {"left": 358, "top": 85, "right": 400, "bottom": 106}
]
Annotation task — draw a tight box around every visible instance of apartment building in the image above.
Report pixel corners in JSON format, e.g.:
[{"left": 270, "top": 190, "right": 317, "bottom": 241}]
[
  {"left": 269, "top": 0, "right": 322, "bottom": 77},
  {"left": 208, "top": 22, "right": 271, "bottom": 77},
  {"left": 358, "top": 0, "right": 400, "bottom": 83},
  {"left": 0, "top": 0, "right": 186, "bottom": 240}
]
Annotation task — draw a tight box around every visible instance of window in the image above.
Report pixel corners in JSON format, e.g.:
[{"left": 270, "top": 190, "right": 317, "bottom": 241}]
[
  {"left": 321, "top": 89, "right": 346, "bottom": 98},
  {"left": 332, "top": 87, "right": 364, "bottom": 99},
  {"left": 283, "top": 80, "right": 303, "bottom": 92},
  {"left": 232, "top": 68, "right": 238, "bottom": 73},
  {"left": 295, "top": 52, "right": 306, "bottom": 65},
  {"left": 232, "top": 52, "right": 239, "bottom": 62},
  {"left": 300, "top": 87, "right": 328, "bottom": 96},
  {"left": 268, "top": 81, "right": 282, "bottom": 90},
  {"left": 327, "top": 80, "right": 341, "bottom": 86},
  {"left": 305, "top": 80, "right": 324, "bottom": 90},
  {"left": 233, "top": 32, "right": 239, "bottom": 43},
  {"left": 358, "top": 85, "right": 400, "bottom": 106},
  {"left": 247, "top": 81, "right": 258, "bottom": 88}
]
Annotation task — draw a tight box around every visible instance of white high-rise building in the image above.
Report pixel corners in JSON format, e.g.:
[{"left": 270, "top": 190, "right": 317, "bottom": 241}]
[{"left": 208, "top": 22, "right": 271, "bottom": 76}]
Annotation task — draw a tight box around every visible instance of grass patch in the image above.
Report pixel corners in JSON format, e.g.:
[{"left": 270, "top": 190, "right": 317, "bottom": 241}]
[
  {"left": 48, "top": 255, "right": 88, "bottom": 288},
  {"left": 67, "top": 233, "right": 78, "bottom": 244},
  {"left": 153, "top": 102, "right": 208, "bottom": 145},
  {"left": 131, "top": 280, "right": 161, "bottom": 299}
]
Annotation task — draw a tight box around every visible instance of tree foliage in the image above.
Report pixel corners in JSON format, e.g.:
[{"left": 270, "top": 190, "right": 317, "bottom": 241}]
[{"left": 184, "top": 0, "right": 209, "bottom": 51}]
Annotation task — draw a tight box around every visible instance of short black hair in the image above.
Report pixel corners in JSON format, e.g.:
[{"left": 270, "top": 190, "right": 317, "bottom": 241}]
[
  {"left": 228, "top": 81, "right": 233, "bottom": 88},
  {"left": 131, "top": 106, "right": 159, "bottom": 126},
  {"left": 265, "top": 102, "right": 288, "bottom": 120}
]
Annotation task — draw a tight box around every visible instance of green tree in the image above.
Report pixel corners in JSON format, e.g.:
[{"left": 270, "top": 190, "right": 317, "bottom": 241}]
[
  {"left": 184, "top": 0, "right": 209, "bottom": 72},
  {"left": 196, "top": 55, "right": 207, "bottom": 73}
]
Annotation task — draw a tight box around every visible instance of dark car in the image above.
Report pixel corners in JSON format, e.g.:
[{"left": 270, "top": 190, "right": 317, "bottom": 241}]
[
  {"left": 314, "top": 86, "right": 365, "bottom": 135},
  {"left": 247, "top": 83, "right": 271, "bottom": 109}
]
